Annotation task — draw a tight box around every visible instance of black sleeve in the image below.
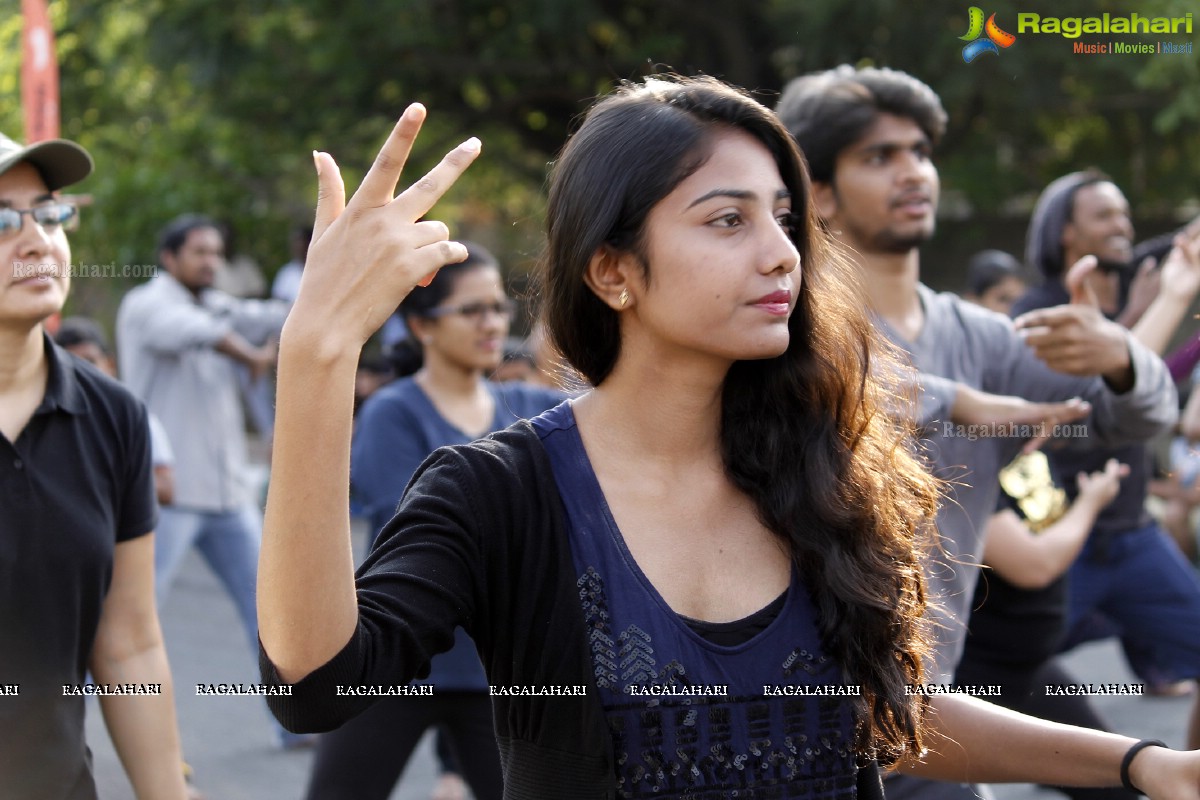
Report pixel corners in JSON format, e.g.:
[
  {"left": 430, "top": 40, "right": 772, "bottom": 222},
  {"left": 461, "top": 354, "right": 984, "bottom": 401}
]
[
  {"left": 260, "top": 444, "right": 492, "bottom": 732},
  {"left": 116, "top": 398, "right": 157, "bottom": 542}
]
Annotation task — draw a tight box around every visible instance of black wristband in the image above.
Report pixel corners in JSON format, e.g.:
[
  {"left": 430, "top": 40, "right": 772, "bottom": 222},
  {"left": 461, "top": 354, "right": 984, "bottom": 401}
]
[{"left": 1120, "top": 738, "right": 1166, "bottom": 794}]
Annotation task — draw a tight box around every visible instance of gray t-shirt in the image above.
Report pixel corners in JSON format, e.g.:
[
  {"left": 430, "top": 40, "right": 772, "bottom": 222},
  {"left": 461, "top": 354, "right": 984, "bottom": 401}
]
[{"left": 880, "top": 283, "right": 1176, "bottom": 681}]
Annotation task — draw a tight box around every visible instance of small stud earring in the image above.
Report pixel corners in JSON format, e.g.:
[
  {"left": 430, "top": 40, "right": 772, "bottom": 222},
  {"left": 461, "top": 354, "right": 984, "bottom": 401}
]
[{"left": 618, "top": 288, "right": 630, "bottom": 308}]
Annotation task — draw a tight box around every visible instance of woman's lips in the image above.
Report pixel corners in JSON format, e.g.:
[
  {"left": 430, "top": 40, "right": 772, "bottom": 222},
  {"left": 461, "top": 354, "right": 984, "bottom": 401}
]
[{"left": 752, "top": 290, "right": 792, "bottom": 316}]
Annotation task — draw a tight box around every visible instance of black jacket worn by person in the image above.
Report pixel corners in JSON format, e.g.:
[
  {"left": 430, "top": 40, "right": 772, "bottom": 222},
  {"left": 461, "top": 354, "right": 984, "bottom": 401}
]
[{"left": 260, "top": 422, "right": 886, "bottom": 799}]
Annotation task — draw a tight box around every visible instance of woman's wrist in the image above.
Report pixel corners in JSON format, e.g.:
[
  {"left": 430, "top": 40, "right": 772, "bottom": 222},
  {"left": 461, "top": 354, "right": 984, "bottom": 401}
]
[
  {"left": 1121, "top": 738, "right": 1167, "bottom": 794},
  {"left": 279, "top": 316, "right": 362, "bottom": 368}
]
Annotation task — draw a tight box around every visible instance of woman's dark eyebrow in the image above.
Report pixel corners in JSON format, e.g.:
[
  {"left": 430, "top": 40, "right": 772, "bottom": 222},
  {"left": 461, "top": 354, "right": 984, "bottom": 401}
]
[
  {"left": 686, "top": 188, "right": 791, "bottom": 210},
  {"left": 0, "top": 194, "right": 55, "bottom": 209}
]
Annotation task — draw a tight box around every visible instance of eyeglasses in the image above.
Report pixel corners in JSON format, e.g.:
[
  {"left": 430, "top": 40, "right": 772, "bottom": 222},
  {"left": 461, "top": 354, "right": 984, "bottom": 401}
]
[
  {"left": 0, "top": 202, "right": 78, "bottom": 239},
  {"left": 425, "top": 299, "right": 517, "bottom": 323}
]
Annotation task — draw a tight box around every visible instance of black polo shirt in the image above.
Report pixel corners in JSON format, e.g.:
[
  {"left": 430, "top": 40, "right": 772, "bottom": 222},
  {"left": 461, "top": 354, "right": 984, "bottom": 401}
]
[{"left": 0, "top": 335, "right": 157, "bottom": 800}]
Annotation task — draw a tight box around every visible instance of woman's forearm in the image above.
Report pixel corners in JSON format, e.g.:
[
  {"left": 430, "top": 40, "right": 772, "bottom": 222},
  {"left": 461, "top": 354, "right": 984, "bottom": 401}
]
[
  {"left": 93, "top": 643, "right": 187, "bottom": 799},
  {"left": 257, "top": 327, "right": 361, "bottom": 683},
  {"left": 985, "top": 500, "right": 1102, "bottom": 590},
  {"left": 901, "top": 694, "right": 1131, "bottom": 786},
  {"left": 902, "top": 694, "right": 1200, "bottom": 800}
]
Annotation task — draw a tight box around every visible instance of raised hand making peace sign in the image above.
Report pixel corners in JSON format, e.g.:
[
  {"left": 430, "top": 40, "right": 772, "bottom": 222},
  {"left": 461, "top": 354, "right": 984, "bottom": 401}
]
[
  {"left": 261, "top": 107, "right": 480, "bottom": 680},
  {"left": 288, "top": 104, "right": 482, "bottom": 354}
]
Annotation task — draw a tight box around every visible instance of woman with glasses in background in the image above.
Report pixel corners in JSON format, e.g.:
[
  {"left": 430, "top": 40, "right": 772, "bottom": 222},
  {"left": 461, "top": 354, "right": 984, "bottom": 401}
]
[{"left": 302, "top": 242, "right": 562, "bottom": 800}]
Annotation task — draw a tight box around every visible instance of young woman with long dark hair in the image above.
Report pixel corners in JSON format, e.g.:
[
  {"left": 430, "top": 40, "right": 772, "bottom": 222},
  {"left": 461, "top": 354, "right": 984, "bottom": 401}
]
[{"left": 258, "top": 77, "right": 1200, "bottom": 799}]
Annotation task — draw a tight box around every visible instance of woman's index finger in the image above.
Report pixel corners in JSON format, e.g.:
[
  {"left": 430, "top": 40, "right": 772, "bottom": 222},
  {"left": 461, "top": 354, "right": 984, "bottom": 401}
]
[{"left": 352, "top": 104, "right": 427, "bottom": 210}]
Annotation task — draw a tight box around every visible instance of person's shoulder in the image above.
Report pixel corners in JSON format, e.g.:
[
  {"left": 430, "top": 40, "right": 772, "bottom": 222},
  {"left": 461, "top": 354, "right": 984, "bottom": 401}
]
[
  {"left": 119, "top": 275, "right": 190, "bottom": 320},
  {"left": 64, "top": 349, "right": 131, "bottom": 401},
  {"left": 353, "top": 379, "right": 430, "bottom": 445},
  {"left": 199, "top": 284, "right": 243, "bottom": 311},
  {"left": 399, "top": 422, "right": 550, "bottom": 521},
  {"left": 426, "top": 421, "right": 545, "bottom": 480},
  {"left": 921, "top": 284, "right": 1016, "bottom": 334},
  {"left": 59, "top": 347, "right": 148, "bottom": 431},
  {"left": 118, "top": 275, "right": 162, "bottom": 308},
  {"left": 492, "top": 380, "right": 568, "bottom": 415},
  {"left": 360, "top": 376, "right": 423, "bottom": 413},
  {"left": 459, "top": 420, "right": 543, "bottom": 460}
]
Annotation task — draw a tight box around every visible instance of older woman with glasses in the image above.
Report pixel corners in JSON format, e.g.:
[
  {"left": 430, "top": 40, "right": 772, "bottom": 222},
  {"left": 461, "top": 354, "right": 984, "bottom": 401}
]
[
  {"left": 0, "top": 132, "right": 187, "bottom": 798},
  {"left": 301, "top": 242, "right": 562, "bottom": 800}
]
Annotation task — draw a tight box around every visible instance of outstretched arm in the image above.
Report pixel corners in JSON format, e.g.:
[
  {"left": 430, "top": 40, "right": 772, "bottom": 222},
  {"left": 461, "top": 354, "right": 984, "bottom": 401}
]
[
  {"left": 902, "top": 694, "right": 1199, "bottom": 800},
  {"left": 257, "top": 104, "right": 480, "bottom": 683}
]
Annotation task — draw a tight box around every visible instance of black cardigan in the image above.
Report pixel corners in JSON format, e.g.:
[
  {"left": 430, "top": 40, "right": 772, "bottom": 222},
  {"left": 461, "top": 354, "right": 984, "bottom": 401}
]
[{"left": 260, "top": 422, "right": 885, "bottom": 799}]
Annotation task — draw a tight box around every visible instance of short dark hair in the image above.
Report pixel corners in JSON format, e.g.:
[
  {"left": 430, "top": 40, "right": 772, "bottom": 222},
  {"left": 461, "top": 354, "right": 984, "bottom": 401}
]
[
  {"left": 775, "top": 65, "right": 947, "bottom": 184},
  {"left": 156, "top": 213, "right": 222, "bottom": 266},
  {"left": 966, "top": 250, "right": 1023, "bottom": 296},
  {"left": 55, "top": 316, "right": 110, "bottom": 355}
]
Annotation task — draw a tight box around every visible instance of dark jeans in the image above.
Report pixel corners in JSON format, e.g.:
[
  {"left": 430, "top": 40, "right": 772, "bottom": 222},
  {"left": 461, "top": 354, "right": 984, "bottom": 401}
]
[
  {"left": 1062, "top": 522, "right": 1200, "bottom": 683},
  {"left": 304, "top": 692, "right": 502, "bottom": 800}
]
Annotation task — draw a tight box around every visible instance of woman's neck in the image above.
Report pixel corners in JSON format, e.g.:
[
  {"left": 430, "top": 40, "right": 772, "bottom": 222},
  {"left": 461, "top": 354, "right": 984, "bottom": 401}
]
[
  {"left": 0, "top": 323, "right": 50, "bottom": 443},
  {"left": 573, "top": 345, "right": 727, "bottom": 470},
  {"left": 413, "top": 354, "right": 496, "bottom": 437},
  {"left": 414, "top": 353, "right": 486, "bottom": 399},
  {"left": 0, "top": 323, "right": 47, "bottom": 396}
]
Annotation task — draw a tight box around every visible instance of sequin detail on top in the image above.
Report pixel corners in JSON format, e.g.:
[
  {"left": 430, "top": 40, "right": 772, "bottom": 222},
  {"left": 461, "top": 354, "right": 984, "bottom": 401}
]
[{"left": 575, "top": 567, "right": 859, "bottom": 799}]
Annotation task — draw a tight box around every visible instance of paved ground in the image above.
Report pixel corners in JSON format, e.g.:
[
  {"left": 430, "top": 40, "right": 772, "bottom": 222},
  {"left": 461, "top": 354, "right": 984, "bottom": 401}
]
[
  {"left": 85, "top": 526, "right": 1192, "bottom": 799},
  {"left": 87, "top": 520, "right": 444, "bottom": 800}
]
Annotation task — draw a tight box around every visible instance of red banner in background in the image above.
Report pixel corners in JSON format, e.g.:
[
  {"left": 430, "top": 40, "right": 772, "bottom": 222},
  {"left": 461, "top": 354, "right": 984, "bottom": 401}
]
[{"left": 22, "top": 0, "right": 60, "bottom": 143}]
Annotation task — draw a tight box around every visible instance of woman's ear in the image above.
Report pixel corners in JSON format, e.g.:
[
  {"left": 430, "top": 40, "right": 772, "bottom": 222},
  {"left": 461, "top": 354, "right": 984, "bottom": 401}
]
[
  {"left": 583, "top": 244, "right": 638, "bottom": 310},
  {"left": 406, "top": 315, "right": 434, "bottom": 345}
]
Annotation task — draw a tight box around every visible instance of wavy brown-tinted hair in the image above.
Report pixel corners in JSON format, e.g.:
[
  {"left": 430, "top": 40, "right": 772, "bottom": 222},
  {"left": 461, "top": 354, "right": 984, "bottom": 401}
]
[{"left": 539, "top": 75, "right": 941, "bottom": 762}]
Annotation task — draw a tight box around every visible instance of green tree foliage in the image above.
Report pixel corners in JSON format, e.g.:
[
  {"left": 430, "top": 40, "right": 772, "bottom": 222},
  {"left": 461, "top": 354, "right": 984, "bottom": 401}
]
[{"left": 1, "top": 0, "right": 1197, "bottom": 317}]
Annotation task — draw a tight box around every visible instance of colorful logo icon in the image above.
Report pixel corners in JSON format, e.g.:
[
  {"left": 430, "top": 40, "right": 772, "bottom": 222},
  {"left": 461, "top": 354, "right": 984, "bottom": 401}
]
[{"left": 960, "top": 7, "right": 1017, "bottom": 62}]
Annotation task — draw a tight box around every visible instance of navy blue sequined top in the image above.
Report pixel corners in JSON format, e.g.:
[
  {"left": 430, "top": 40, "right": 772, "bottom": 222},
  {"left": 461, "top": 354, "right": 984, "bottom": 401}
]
[{"left": 535, "top": 403, "right": 861, "bottom": 799}]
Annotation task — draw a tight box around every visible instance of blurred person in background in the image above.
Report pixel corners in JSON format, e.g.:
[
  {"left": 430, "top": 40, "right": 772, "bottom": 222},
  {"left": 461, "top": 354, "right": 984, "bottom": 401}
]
[
  {"left": 116, "top": 213, "right": 297, "bottom": 748},
  {"left": 962, "top": 249, "right": 1027, "bottom": 317}
]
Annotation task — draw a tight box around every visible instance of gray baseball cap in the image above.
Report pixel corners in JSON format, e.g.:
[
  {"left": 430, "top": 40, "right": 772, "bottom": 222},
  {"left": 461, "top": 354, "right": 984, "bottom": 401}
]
[{"left": 0, "top": 131, "right": 93, "bottom": 190}]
